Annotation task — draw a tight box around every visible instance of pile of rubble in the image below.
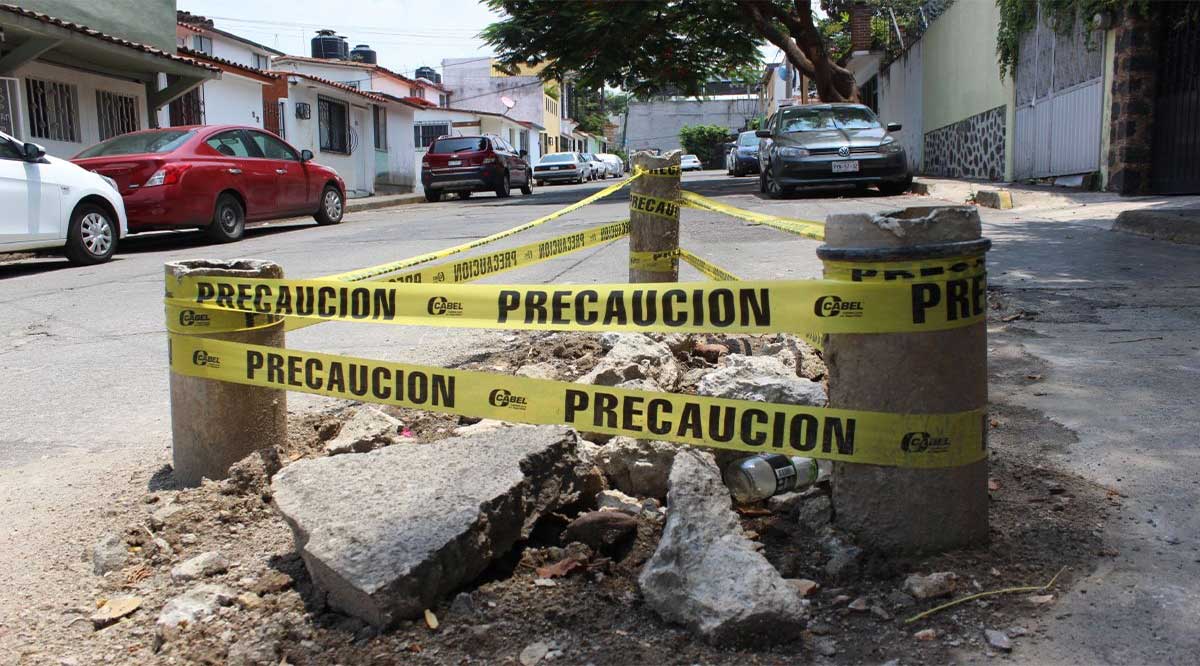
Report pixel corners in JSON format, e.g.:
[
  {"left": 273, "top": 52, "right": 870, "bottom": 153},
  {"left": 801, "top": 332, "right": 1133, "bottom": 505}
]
[{"left": 61, "top": 331, "right": 1104, "bottom": 664}]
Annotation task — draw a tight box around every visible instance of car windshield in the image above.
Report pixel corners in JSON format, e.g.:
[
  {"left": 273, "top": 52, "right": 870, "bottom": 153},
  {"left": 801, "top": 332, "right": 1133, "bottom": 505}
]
[
  {"left": 683, "top": 155, "right": 699, "bottom": 161},
  {"left": 75, "top": 130, "right": 195, "bottom": 158},
  {"left": 540, "top": 153, "right": 575, "bottom": 163},
  {"left": 738, "top": 132, "right": 759, "bottom": 147},
  {"left": 779, "top": 106, "right": 881, "bottom": 133},
  {"left": 430, "top": 137, "right": 487, "bottom": 154}
]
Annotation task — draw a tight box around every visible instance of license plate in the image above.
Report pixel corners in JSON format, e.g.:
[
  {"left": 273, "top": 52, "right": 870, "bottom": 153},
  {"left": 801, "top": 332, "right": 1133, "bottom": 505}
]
[
  {"left": 447, "top": 160, "right": 462, "bottom": 167},
  {"left": 832, "top": 160, "right": 859, "bottom": 173}
]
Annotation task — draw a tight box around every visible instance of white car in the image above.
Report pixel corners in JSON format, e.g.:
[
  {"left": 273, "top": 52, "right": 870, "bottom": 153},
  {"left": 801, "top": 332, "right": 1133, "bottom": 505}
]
[
  {"left": 0, "top": 131, "right": 126, "bottom": 265},
  {"left": 597, "top": 153, "right": 624, "bottom": 178},
  {"left": 580, "top": 153, "right": 606, "bottom": 180},
  {"left": 681, "top": 154, "right": 703, "bottom": 171}
]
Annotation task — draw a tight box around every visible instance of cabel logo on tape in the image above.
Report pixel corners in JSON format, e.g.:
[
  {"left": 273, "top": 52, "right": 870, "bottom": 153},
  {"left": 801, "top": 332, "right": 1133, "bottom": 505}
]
[
  {"left": 170, "top": 335, "right": 985, "bottom": 469},
  {"left": 630, "top": 193, "right": 680, "bottom": 221}
]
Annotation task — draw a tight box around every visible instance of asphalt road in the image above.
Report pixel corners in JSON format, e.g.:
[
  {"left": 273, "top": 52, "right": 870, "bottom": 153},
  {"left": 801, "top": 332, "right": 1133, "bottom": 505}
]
[{"left": 2, "top": 169, "right": 1198, "bottom": 664}]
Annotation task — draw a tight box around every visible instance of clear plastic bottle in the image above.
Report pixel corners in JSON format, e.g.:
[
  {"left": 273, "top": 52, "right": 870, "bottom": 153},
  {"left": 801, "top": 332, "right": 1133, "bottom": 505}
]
[{"left": 723, "top": 453, "right": 819, "bottom": 503}]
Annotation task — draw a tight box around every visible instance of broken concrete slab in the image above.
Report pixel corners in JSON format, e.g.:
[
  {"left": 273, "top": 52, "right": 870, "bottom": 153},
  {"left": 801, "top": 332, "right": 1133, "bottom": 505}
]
[
  {"left": 1113, "top": 209, "right": 1200, "bottom": 245},
  {"left": 92, "top": 532, "right": 127, "bottom": 576},
  {"left": 592, "top": 436, "right": 678, "bottom": 499},
  {"left": 974, "top": 189, "right": 1013, "bottom": 209},
  {"left": 170, "top": 551, "right": 229, "bottom": 583},
  {"left": 639, "top": 449, "right": 808, "bottom": 646},
  {"left": 578, "top": 334, "right": 680, "bottom": 390},
  {"left": 324, "top": 406, "right": 403, "bottom": 456},
  {"left": 272, "top": 426, "right": 582, "bottom": 628},
  {"left": 156, "top": 583, "right": 236, "bottom": 641},
  {"left": 696, "top": 354, "right": 826, "bottom": 406}
]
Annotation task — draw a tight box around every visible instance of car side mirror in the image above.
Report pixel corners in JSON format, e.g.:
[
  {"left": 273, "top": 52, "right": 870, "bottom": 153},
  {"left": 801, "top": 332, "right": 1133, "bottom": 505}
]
[
  {"left": 519, "top": 149, "right": 528, "bottom": 158},
  {"left": 300, "top": 149, "right": 314, "bottom": 162},
  {"left": 755, "top": 130, "right": 771, "bottom": 138},
  {"left": 22, "top": 142, "right": 46, "bottom": 161},
  {"left": 886, "top": 122, "right": 902, "bottom": 132}
]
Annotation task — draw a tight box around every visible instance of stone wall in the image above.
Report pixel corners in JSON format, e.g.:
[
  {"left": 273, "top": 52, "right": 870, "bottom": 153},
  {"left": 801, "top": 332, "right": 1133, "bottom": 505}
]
[
  {"left": 1106, "top": 9, "right": 1158, "bottom": 195},
  {"left": 922, "top": 105, "right": 1007, "bottom": 180}
]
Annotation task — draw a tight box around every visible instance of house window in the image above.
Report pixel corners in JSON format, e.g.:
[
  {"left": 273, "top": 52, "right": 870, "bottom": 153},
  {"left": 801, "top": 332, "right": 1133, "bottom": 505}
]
[
  {"left": 253, "top": 53, "right": 270, "bottom": 71},
  {"left": 25, "top": 78, "right": 80, "bottom": 143},
  {"left": 96, "top": 91, "right": 139, "bottom": 141},
  {"left": 414, "top": 122, "right": 448, "bottom": 148},
  {"left": 519, "top": 130, "right": 529, "bottom": 154},
  {"left": 439, "top": 93, "right": 448, "bottom": 107},
  {"left": 0, "top": 78, "right": 20, "bottom": 136},
  {"left": 373, "top": 106, "right": 387, "bottom": 150},
  {"left": 318, "top": 96, "right": 349, "bottom": 153},
  {"left": 410, "top": 87, "right": 425, "bottom": 99},
  {"left": 169, "top": 86, "right": 204, "bottom": 126},
  {"left": 192, "top": 35, "right": 213, "bottom": 56}
]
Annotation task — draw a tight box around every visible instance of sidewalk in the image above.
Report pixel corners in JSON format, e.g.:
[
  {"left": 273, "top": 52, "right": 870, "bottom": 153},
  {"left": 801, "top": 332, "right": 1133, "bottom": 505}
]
[{"left": 345, "top": 191, "right": 425, "bottom": 213}]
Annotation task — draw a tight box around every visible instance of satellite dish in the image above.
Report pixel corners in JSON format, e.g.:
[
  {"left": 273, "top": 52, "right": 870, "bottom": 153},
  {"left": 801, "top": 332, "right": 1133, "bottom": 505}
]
[{"left": 500, "top": 96, "right": 515, "bottom": 110}]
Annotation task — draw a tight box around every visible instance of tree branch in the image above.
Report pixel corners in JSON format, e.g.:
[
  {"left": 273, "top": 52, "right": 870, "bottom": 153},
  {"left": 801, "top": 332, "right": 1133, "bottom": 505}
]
[{"left": 738, "top": 0, "right": 815, "bottom": 76}]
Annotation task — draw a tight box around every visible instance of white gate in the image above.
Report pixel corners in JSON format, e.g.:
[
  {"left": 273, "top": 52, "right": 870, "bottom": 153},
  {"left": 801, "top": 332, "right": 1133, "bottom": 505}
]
[{"left": 1013, "top": 12, "right": 1105, "bottom": 180}]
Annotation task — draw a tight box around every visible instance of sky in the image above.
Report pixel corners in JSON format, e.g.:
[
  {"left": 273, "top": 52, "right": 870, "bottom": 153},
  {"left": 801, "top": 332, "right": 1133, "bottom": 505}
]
[{"left": 179, "top": 0, "right": 502, "bottom": 78}]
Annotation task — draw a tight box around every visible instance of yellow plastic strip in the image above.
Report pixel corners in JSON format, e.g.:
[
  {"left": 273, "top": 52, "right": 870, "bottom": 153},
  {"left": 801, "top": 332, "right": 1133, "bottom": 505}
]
[
  {"left": 630, "top": 192, "right": 681, "bottom": 222},
  {"left": 629, "top": 249, "right": 680, "bottom": 272},
  {"left": 166, "top": 274, "right": 987, "bottom": 335},
  {"left": 169, "top": 334, "right": 986, "bottom": 469},
  {"left": 680, "top": 190, "right": 825, "bottom": 240},
  {"left": 823, "top": 255, "right": 986, "bottom": 283},
  {"left": 678, "top": 249, "right": 741, "bottom": 282}
]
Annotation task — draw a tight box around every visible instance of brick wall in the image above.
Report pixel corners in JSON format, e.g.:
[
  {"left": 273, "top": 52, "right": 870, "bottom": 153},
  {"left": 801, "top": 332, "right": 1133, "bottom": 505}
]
[
  {"left": 1106, "top": 9, "right": 1158, "bottom": 195},
  {"left": 850, "top": 2, "right": 872, "bottom": 52}
]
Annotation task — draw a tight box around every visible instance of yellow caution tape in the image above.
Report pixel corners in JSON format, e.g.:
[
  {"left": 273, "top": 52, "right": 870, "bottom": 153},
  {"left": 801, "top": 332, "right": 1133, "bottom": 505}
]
[
  {"left": 823, "top": 255, "right": 986, "bottom": 283},
  {"left": 169, "top": 334, "right": 985, "bottom": 469},
  {"left": 630, "top": 192, "right": 681, "bottom": 222},
  {"left": 679, "top": 249, "right": 741, "bottom": 282},
  {"left": 629, "top": 249, "right": 680, "bottom": 272},
  {"left": 633, "top": 165, "right": 681, "bottom": 177},
  {"left": 680, "top": 190, "right": 825, "bottom": 240},
  {"left": 325, "top": 174, "right": 641, "bottom": 283},
  {"left": 166, "top": 273, "right": 987, "bottom": 335}
]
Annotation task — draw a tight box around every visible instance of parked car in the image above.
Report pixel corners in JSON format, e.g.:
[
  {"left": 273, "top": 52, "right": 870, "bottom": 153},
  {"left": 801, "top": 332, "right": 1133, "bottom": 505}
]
[
  {"left": 0, "top": 131, "right": 127, "bottom": 265},
  {"left": 532, "top": 152, "right": 587, "bottom": 185},
  {"left": 421, "top": 134, "right": 532, "bottom": 202},
  {"left": 580, "top": 153, "right": 606, "bottom": 180},
  {"left": 597, "top": 153, "right": 625, "bottom": 178},
  {"left": 755, "top": 103, "right": 911, "bottom": 198},
  {"left": 726, "top": 131, "right": 762, "bottom": 177},
  {"left": 680, "top": 154, "right": 703, "bottom": 171},
  {"left": 72, "top": 126, "right": 345, "bottom": 243}
]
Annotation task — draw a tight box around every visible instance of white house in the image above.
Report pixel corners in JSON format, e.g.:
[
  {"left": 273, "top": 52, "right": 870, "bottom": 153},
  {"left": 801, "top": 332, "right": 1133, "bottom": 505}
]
[
  {"left": 0, "top": 4, "right": 218, "bottom": 158},
  {"left": 271, "top": 54, "right": 451, "bottom": 108}
]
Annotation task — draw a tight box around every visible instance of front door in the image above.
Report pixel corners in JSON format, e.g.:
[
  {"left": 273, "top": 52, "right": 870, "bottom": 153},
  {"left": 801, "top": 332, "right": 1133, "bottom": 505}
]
[
  {"left": 204, "top": 130, "right": 274, "bottom": 218},
  {"left": 246, "top": 130, "right": 310, "bottom": 213},
  {"left": 0, "top": 138, "right": 59, "bottom": 244}
]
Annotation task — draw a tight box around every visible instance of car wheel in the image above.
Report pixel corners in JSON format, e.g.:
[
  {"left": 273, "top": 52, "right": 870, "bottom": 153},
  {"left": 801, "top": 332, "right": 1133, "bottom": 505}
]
[
  {"left": 425, "top": 189, "right": 442, "bottom": 202},
  {"left": 878, "top": 176, "right": 913, "bottom": 196},
  {"left": 314, "top": 185, "right": 344, "bottom": 225},
  {"left": 495, "top": 172, "right": 511, "bottom": 198},
  {"left": 520, "top": 175, "right": 533, "bottom": 195},
  {"left": 207, "top": 193, "right": 245, "bottom": 243},
  {"left": 64, "top": 202, "right": 117, "bottom": 265},
  {"left": 764, "top": 166, "right": 785, "bottom": 199}
]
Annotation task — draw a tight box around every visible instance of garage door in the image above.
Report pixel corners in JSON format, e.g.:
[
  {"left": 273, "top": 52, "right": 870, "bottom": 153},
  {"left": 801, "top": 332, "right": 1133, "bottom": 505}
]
[{"left": 1151, "top": 3, "right": 1200, "bottom": 194}]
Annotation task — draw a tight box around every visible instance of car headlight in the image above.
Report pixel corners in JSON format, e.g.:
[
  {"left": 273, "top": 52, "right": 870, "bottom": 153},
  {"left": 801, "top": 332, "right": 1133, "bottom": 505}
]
[
  {"left": 99, "top": 175, "right": 119, "bottom": 191},
  {"left": 880, "top": 137, "right": 903, "bottom": 154},
  {"left": 778, "top": 146, "right": 809, "bottom": 159}
]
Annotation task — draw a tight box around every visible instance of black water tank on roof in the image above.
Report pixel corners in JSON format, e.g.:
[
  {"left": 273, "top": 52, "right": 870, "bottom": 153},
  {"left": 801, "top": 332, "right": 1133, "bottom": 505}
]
[
  {"left": 311, "top": 29, "right": 348, "bottom": 60},
  {"left": 415, "top": 66, "right": 441, "bottom": 85},
  {"left": 351, "top": 44, "right": 377, "bottom": 64}
]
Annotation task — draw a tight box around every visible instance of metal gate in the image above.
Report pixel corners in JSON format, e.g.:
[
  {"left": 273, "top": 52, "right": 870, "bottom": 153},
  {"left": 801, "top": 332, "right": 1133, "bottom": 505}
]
[
  {"left": 1013, "top": 11, "right": 1105, "bottom": 180},
  {"left": 1151, "top": 2, "right": 1200, "bottom": 194}
]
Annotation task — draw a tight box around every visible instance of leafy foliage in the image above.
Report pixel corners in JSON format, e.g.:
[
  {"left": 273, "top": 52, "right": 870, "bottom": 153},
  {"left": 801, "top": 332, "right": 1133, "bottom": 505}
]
[
  {"left": 679, "top": 124, "right": 733, "bottom": 168},
  {"left": 996, "top": 0, "right": 1144, "bottom": 79}
]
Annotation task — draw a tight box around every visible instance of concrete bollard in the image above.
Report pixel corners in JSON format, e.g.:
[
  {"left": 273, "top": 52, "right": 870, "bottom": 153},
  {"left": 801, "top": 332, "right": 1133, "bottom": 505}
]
[
  {"left": 817, "top": 206, "right": 990, "bottom": 554},
  {"left": 165, "top": 259, "right": 287, "bottom": 487},
  {"left": 629, "top": 150, "right": 681, "bottom": 283}
]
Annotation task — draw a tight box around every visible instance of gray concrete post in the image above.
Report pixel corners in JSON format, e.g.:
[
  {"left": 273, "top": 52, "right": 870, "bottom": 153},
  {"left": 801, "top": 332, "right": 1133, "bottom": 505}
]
[
  {"left": 165, "top": 259, "right": 287, "bottom": 487},
  {"left": 629, "top": 150, "right": 681, "bottom": 283},
  {"left": 817, "top": 206, "right": 990, "bottom": 554}
]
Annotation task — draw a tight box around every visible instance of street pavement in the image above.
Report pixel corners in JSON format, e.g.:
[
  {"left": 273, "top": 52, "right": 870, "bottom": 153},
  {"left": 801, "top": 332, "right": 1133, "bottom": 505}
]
[{"left": 2, "top": 170, "right": 1198, "bottom": 663}]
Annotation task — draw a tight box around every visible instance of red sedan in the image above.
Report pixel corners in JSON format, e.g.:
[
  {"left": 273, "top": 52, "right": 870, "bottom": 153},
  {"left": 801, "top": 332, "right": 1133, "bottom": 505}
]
[{"left": 72, "top": 125, "right": 346, "bottom": 243}]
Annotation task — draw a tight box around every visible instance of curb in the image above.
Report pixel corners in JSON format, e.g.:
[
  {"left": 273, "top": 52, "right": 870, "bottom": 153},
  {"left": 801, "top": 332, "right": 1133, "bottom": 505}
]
[
  {"left": 346, "top": 196, "right": 425, "bottom": 214},
  {"left": 909, "top": 180, "right": 934, "bottom": 196},
  {"left": 974, "top": 190, "right": 1013, "bottom": 210},
  {"left": 1113, "top": 209, "right": 1200, "bottom": 245}
]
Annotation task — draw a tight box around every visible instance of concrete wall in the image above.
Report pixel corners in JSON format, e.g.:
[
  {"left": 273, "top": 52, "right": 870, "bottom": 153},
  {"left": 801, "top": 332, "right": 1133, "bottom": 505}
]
[
  {"left": 12, "top": 60, "right": 148, "bottom": 157},
  {"left": 876, "top": 42, "right": 924, "bottom": 174},
  {"left": 21, "top": 0, "right": 177, "bottom": 52},
  {"left": 202, "top": 75, "right": 266, "bottom": 128},
  {"left": 283, "top": 86, "right": 376, "bottom": 194},
  {"left": 376, "top": 104, "right": 416, "bottom": 189},
  {"left": 625, "top": 98, "right": 758, "bottom": 153},
  {"left": 442, "top": 58, "right": 544, "bottom": 127}
]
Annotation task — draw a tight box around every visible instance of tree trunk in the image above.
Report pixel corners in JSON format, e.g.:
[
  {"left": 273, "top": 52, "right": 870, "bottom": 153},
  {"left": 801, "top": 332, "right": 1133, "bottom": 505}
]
[{"left": 740, "top": 0, "right": 858, "bottom": 103}]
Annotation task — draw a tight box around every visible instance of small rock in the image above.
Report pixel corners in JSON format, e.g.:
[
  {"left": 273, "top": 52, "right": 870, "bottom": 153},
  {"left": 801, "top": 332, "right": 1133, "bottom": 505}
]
[
  {"left": 226, "top": 625, "right": 281, "bottom": 666},
  {"left": 831, "top": 594, "right": 851, "bottom": 605},
  {"left": 881, "top": 660, "right": 901, "bottom": 666},
  {"left": 515, "top": 362, "right": 560, "bottom": 380},
  {"left": 324, "top": 406, "right": 402, "bottom": 456},
  {"left": 156, "top": 584, "right": 236, "bottom": 641},
  {"left": 452, "top": 418, "right": 513, "bottom": 437},
  {"left": 985, "top": 628, "right": 1012, "bottom": 652},
  {"left": 450, "top": 592, "right": 475, "bottom": 616},
  {"left": 766, "top": 491, "right": 806, "bottom": 515},
  {"left": 1027, "top": 594, "right": 1055, "bottom": 605},
  {"left": 532, "top": 578, "right": 557, "bottom": 588},
  {"left": 871, "top": 604, "right": 893, "bottom": 621},
  {"left": 519, "top": 641, "right": 551, "bottom": 666},
  {"left": 696, "top": 354, "right": 826, "bottom": 405},
  {"left": 90, "top": 596, "right": 141, "bottom": 628},
  {"left": 235, "top": 592, "right": 263, "bottom": 609},
  {"left": 887, "top": 590, "right": 916, "bottom": 608},
  {"left": 797, "top": 495, "right": 833, "bottom": 531},
  {"left": 823, "top": 540, "right": 863, "bottom": 579},
  {"left": 149, "top": 503, "right": 187, "bottom": 530},
  {"left": 250, "top": 570, "right": 293, "bottom": 595},
  {"left": 813, "top": 637, "right": 837, "bottom": 656},
  {"left": 593, "top": 436, "right": 678, "bottom": 499},
  {"left": 914, "top": 628, "right": 937, "bottom": 641},
  {"left": 692, "top": 342, "right": 729, "bottom": 363},
  {"left": 1008, "top": 626, "right": 1028, "bottom": 637},
  {"left": 224, "top": 448, "right": 282, "bottom": 495},
  {"left": 596, "top": 489, "right": 643, "bottom": 515},
  {"left": 563, "top": 511, "right": 638, "bottom": 552},
  {"left": 809, "top": 621, "right": 833, "bottom": 635},
  {"left": 170, "top": 552, "right": 229, "bottom": 583},
  {"left": 847, "top": 597, "right": 869, "bottom": 611},
  {"left": 787, "top": 579, "right": 819, "bottom": 597},
  {"left": 903, "top": 572, "right": 959, "bottom": 599},
  {"left": 91, "top": 532, "right": 127, "bottom": 576}
]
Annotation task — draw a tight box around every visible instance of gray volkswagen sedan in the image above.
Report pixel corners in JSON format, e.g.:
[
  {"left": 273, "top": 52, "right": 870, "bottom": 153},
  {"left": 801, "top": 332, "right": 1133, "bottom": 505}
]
[{"left": 756, "top": 104, "right": 911, "bottom": 198}]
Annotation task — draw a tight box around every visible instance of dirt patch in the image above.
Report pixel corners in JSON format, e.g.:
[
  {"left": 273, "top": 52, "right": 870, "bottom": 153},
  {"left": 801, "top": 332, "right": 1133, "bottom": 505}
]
[{"left": 10, "top": 332, "right": 1113, "bottom": 665}]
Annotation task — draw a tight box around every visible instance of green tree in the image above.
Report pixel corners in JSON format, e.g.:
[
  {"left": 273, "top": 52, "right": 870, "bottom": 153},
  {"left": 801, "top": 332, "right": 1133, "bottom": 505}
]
[
  {"left": 679, "top": 124, "right": 733, "bottom": 168},
  {"left": 482, "top": 0, "right": 861, "bottom": 102}
]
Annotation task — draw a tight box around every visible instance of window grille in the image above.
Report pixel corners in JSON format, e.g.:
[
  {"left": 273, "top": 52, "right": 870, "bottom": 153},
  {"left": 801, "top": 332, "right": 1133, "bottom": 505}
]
[
  {"left": 96, "top": 91, "right": 139, "bottom": 141},
  {"left": 25, "top": 78, "right": 80, "bottom": 143},
  {"left": 373, "top": 106, "right": 387, "bottom": 150},
  {"left": 414, "top": 122, "right": 449, "bottom": 148},
  {"left": 318, "top": 96, "right": 349, "bottom": 153}
]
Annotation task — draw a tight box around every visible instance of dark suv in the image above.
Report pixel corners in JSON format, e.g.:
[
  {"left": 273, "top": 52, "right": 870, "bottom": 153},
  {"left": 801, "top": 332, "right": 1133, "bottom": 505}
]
[
  {"left": 421, "top": 134, "right": 533, "bottom": 202},
  {"left": 756, "top": 104, "right": 911, "bottom": 198}
]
